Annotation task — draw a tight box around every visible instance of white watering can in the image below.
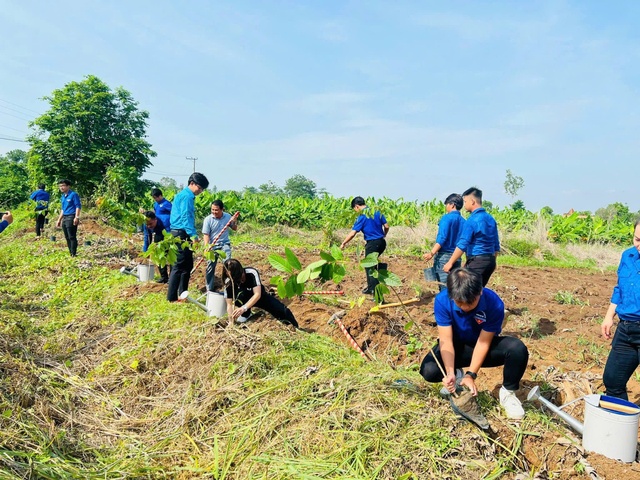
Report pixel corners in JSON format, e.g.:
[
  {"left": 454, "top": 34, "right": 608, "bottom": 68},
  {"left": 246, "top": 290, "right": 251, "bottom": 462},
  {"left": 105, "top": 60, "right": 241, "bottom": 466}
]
[
  {"left": 528, "top": 386, "right": 640, "bottom": 462},
  {"left": 119, "top": 265, "right": 155, "bottom": 282},
  {"left": 179, "top": 291, "right": 227, "bottom": 318}
]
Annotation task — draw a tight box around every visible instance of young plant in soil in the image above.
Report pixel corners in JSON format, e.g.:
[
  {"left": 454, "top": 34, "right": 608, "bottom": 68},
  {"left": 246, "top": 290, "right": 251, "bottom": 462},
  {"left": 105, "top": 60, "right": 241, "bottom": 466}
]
[
  {"left": 142, "top": 234, "right": 191, "bottom": 267},
  {"left": 268, "top": 246, "right": 347, "bottom": 298}
]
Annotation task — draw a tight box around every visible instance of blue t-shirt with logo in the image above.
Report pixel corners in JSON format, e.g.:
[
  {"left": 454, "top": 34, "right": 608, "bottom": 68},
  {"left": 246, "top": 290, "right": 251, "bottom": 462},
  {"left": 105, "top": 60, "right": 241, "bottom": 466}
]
[{"left": 434, "top": 287, "right": 504, "bottom": 344}]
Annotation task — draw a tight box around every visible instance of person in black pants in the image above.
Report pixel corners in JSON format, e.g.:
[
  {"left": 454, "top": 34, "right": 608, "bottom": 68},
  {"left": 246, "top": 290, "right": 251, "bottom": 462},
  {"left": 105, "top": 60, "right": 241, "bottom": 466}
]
[
  {"left": 222, "top": 258, "right": 298, "bottom": 328},
  {"left": 419, "top": 268, "right": 528, "bottom": 420},
  {"left": 55, "top": 179, "right": 81, "bottom": 256},
  {"left": 166, "top": 172, "right": 210, "bottom": 302},
  {"left": 340, "top": 196, "right": 390, "bottom": 295},
  {"left": 29, "top": 184, "right": 50, "bottom": 238},
  {"left": 142, "top": 211, "right": 169, "bottom": 283}
]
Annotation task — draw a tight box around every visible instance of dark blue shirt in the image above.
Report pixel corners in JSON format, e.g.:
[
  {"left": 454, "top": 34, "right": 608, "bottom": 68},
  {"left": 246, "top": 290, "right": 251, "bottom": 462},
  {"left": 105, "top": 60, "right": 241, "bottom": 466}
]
[
  {"left": 0, "top": 220, "right": 8, "bottom": 234},
  {"left": 61, "top": 190, "right": 81, "bottom": 216},
  {"left": 30, "top": 189, "right": 50, "bottom": 211},
  {"left": 352, "top": 208, "right": 387, "bottom": 241},
  {"left": 154, "top": 199, "right": 172, "bottom": 232},
  {"left": 456, "top": 208, "right": 500, "bottom": 256},
  {"left": 612, "top": 247, "right": 640, "bottom": 321},
  {"left": 143, "top": 218, "right": 166, "bottom": 252},
  {"left": 169, "top": 187, "right": 197, "bottom": 238},
  {"left": 436, "top": 210, "right": 465, "bottom": 253},
  {"left": 434, "top": 288, "right": 504, "bottom": 344}
]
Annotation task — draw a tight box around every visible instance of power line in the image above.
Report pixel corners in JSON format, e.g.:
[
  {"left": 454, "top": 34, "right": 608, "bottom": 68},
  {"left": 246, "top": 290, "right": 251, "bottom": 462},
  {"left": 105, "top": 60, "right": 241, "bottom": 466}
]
[
  {"left": 0, "top": 109, "right": 33, "bottom": 122},
  {"left": 0, "top": 98, "right": 42, "bottom": 115},
  {"left": 0, "top": 135, "right": 27, "bottom": 143},
  {"left": 0, "top": 124, "right": 28, "bottom": 134}
]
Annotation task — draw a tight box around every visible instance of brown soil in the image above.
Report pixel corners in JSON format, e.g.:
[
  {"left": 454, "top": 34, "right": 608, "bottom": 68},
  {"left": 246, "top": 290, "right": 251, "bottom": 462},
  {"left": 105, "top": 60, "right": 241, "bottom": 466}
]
[{"left": 87, "top": 219, "right": 639, "bottom": 479}]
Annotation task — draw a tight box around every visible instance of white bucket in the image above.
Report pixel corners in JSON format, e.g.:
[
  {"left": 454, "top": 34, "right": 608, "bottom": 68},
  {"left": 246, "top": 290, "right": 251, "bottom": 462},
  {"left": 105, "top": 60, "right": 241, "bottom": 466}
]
[
  {"left": 582, "top": 394, "right": 640, "bottom": 462},
  {"left": 205, "top": 292, "right": 227, "bottom": 318},
  {"left": 136, "top": 264, "right": 155, "bottom": 282}
]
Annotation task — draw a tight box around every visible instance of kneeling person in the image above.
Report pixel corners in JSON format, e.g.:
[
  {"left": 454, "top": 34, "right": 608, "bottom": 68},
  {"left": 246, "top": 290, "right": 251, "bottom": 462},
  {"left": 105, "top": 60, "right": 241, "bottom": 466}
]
[
  {"left": 143, "top": 211, "right": 169, "bottom": 283},
  {"left": 419, "top": 268, "right": 529, "bottom": 420},
  {"left": 222, "top": 258, "right": 298, "bottom": 328}
]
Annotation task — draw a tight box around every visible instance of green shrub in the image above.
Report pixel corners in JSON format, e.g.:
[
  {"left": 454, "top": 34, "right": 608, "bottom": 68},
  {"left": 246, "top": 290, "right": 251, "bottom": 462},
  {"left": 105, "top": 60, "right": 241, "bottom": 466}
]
[{"left": 503, "top": 239, "right": 538, "bottom": 258}]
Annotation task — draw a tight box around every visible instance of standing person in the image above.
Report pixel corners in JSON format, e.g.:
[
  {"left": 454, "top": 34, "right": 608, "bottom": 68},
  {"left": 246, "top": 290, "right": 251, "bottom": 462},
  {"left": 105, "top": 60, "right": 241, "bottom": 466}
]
[
  {"left": 222, "top": 258, "right": 299, "bottom": 327},
  {"left": 167, "top": 172, "right": 209, "bottom": 302},
  {"left": 601, "top": 219, "right": 640, "bottom": 400},
  {"left": 423, "top": 193, "right": 466, "bottom": 291},
  {"left": 151, "top": 188, "right": 172, "bottom": 232},
  {"left": 142, "top": 211, "right": 169, "bottom": 284},
  {"left": 340, "top": 196, "right": 390, "bottom": 294},
  {"left": 419, "top": 268, "right": 529, "bottom": 420},
  {"left": 443, "top": 187, "right": 500, "bottom": 286},
  {"left": 55, "top": 179, "right": 81, "bottom": 257},
  {"left": 29, "top": 184, "right": 50, "bottom": 238},
  {"left": 202, "top": 199, "right": 237, "bottom": 291},
  {"left": 0, "top": 211, "right": 13, "bottom": 234}
]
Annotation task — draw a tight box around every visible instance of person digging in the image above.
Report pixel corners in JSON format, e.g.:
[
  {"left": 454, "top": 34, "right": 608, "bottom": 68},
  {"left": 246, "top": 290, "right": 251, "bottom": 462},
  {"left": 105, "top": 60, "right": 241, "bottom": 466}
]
[{"left": 419, "top": 268, "right": 529, "bottom": 428}]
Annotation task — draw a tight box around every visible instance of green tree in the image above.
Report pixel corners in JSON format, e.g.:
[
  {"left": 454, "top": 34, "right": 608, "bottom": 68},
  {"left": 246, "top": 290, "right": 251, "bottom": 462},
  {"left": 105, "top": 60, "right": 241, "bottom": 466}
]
[
  {"left": 0, "top": 149, "right": 30, "bottom": 208},
  {"left": 595, "top": 202, "right": 632, "bottom": 223},
  {"left": 284, "top": 174, "right": 317, "bottom": 199},
  {"left": 258, "top": 181, "right": 283, "bottom": 195},
  {"left": 504, "top": 169, "right": 524, "bottom": 199},
  {"left": 158, "top": 177, "right": 178, "bottom": 189},
  {"left": 27, "top": 75, "right": 156, "bottom": 197}
]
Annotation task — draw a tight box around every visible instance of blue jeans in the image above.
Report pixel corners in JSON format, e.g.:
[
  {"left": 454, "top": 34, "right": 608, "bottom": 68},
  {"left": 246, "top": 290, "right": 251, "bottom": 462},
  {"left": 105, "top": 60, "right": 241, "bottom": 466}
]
[
  {"left": 434, "top": 251, "right": 460, "bottom": 292},
  {"left": 603, "top": 320, "right": 640, "bottom": 400},
  {"left": 205, "top": 243, "right": 232, "bottom": 291}
]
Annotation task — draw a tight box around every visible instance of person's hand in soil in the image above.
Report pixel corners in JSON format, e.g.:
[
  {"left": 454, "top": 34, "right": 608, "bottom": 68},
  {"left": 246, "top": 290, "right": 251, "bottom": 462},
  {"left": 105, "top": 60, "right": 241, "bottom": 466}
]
[{"left": 459, "top": 376, "right": 478, "bottom": 396}]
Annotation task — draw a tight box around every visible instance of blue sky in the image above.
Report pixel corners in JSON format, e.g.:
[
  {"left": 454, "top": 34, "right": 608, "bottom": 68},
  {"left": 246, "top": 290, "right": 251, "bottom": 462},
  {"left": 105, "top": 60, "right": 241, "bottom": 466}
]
[{"left": 1, "top": 1, "right": 639, "bottom": 213}]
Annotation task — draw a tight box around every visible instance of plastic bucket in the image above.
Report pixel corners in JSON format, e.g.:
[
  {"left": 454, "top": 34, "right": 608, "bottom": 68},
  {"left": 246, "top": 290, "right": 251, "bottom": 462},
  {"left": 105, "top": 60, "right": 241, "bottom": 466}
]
[
  {"left": 205, "top": 292, "right": 227, "bottom": 318},
  {"left": 582, "top": 394, "right": 640, "bottom": 462},
  {"left": 423, "top": 267, "right": 437, "bottom": 282},
  {"left": 136, "top": 264, "right": 155, "bottom": 282}
]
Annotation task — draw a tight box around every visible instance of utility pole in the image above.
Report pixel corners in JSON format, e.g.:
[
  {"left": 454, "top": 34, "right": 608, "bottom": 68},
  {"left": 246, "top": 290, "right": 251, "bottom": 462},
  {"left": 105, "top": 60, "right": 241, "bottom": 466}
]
[{"left": 185, "top": 156, "right": 198, "bottom": 173}]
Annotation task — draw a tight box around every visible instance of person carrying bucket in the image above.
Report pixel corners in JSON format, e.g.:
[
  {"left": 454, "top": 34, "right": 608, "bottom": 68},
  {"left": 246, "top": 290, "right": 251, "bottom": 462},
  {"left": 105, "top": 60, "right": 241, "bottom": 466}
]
[
  {"left": 423, "top": 193, "right": 465, "bottom": 291},
  {"left": 601, "top": 218, "right": 640, "bottom": 401},
  {"left": 340, "top": 196, "right": 390, "bottom": 296},
  {"left": 419, "top": 268, "right": 529, "bottom": 420},
  {"left": 222, "top": 258, "right": 298, "bottom": 328},
  {"left": 202, "top": 199, "right": 237, "bottom": 291}
]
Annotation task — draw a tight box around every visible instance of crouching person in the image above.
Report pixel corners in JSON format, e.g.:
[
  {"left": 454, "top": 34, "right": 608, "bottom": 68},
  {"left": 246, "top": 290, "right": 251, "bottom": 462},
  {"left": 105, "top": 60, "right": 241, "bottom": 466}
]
[
  {"left": 222, "top": 258, "right": 299, "bottom": 328},
  {"left": 419, "top": 268, "right": 529, "bottom": 420}
]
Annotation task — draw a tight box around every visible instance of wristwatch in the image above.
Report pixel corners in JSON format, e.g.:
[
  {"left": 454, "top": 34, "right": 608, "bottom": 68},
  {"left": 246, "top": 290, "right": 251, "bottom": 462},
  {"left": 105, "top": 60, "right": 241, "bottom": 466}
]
[{"left": 464, "top": 371, "right": 477, "bottom": 380}]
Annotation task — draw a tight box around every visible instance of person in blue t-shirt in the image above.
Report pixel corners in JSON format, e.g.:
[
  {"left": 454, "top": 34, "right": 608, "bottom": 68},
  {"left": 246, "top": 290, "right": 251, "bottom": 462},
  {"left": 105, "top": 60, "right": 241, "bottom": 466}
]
[
  {"left": 55, "top": 179, "right": 81, "bottom": 257},
  {"left": 142, "top": 211, "right": 169, "bottom": 284},
  {"left": 29, "top": 184, "right": 50, "bottom": 238},
  {"left": 151, "top": 188, "right": 172, "bottom": 232},
  {"left": 0, "top": 211, "right": 14, "bottom": 234},
  {"left": 167, "top": 172, "right": 209, "bottom": 302},
  {"left": 443, "top": 187, "right": 500, "bottom": 286},
  {"left": 340, "top": 196, "right": 390, "bottom": 295},
  {"left": 424, "top": 193, "right": 466, "bottom": 291},
  {"left": 419, "top": 268, "right": 529, "bottom": 420},
  {"left": 602, "top": 219, "right": 640, "bottom": 400}
]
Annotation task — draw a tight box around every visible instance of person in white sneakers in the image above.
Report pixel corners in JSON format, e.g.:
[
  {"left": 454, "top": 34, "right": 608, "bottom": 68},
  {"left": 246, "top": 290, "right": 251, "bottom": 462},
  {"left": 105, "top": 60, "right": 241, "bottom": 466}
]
[
  {"left": 419, "top": 268, "right": 529, "bottom": 420},
  {"left": 222, "top": 259, "right": 299, "bottom": 328}
]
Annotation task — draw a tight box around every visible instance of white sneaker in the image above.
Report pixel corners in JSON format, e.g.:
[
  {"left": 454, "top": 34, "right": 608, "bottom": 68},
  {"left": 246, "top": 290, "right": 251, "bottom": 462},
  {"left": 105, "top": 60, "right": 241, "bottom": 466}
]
[
  {"left": 499, "top": 386, "right": 525, "bottom": 419},
  {"left": 236, "top": 315, "right": 250, "bottom": 324},
  {"left": 440, "top": 369, "right": 464, "bottom": 398}
]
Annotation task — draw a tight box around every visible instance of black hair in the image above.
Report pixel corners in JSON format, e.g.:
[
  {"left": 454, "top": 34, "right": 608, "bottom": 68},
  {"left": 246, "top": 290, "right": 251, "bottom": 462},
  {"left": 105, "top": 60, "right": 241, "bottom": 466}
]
[
  {"left": 188, "top": 172, "right": 210, "bottom": 190},
  {"left": 143, "top": 211, "right": 156, "bottom": 220},
  {"left": 212, "top": 199, "right": 225, "bottom": 209},
  {"left": 58, "top": 179, "right": 71, "bottom": 186},
  {"left": 445, "top": 193, "right": 463, "bottom": 210},
  {"left": 38, "top": 183, "right": 46, "bottom": 190},
  {"left": 634, "top": 217, "right": 640, "bottom": 230},
  {"left": 462, "top": 187, "right": 482, "bottom": 203},
  {"left": 350, "top": 196, "right": 366, "bottom": 209},
  {"left": 446, "top": 268, "right": 483, "bottom": 304},
  {"left": 151, "top": 188, "right": 163, "bottom": 197},
  {"left": 222, "top": 258, "right": 244, "bottom": 288}
]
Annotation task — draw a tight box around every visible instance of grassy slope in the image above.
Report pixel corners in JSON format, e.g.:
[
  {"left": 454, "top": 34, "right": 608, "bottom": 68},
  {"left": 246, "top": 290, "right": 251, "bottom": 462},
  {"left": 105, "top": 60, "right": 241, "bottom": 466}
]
[{"left": 0, "top": 211, "right": 607, "bottom": 479}]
